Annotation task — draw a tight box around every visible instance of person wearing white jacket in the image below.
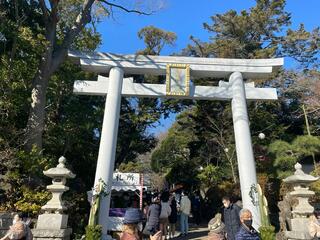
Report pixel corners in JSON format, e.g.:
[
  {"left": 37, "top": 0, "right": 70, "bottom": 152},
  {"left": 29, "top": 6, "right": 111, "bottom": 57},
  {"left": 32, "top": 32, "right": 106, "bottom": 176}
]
[{"left": 179, "top": 191, "right": 191, "bottom": 236}]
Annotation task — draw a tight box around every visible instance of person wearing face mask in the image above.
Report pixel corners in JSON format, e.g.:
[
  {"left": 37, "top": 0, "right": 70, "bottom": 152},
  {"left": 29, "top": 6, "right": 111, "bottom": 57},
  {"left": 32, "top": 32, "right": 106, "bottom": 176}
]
[
  {"left": 120, "top": 208, "right": 162, "bottom": 240},
  {"left": 308, "top": 209, "right": 320, "bottom": 239},
  {"left": 235, "top": 209, "right": 260, "bottom": 240},
  {"left": 0, "top": 213, "right": 26, "bottom": 240},
  {"left": 221, "top": 196, "right": 241, "bottom": 240}
]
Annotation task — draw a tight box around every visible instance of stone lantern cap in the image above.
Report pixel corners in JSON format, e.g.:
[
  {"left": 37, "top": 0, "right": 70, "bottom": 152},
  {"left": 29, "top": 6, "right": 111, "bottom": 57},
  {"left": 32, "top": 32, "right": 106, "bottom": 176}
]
[
  {"left": 43, "top": 156, "right": 76, "bottom": 179},
  {"left": 284, "top": 163, "right": 319, "bottom": 184}
]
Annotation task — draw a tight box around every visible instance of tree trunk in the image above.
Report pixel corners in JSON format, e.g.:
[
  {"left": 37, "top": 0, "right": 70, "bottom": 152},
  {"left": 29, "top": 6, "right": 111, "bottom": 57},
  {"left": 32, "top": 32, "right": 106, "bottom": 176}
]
[
  {"left": 23, "top": 0, "right": 99, "bottom": 152},
  {"left": 24, "top": 48, "right": 53, "bottom": 151},
  {"left": 24, "top": 39, "right": 70, "bottom": 152}
]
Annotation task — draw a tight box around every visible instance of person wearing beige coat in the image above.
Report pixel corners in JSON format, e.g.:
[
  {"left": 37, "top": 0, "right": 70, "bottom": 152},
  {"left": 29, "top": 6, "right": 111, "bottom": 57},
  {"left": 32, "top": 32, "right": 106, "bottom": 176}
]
[{"left": 308, "top": 213, "right": 320, "bottom": 239}]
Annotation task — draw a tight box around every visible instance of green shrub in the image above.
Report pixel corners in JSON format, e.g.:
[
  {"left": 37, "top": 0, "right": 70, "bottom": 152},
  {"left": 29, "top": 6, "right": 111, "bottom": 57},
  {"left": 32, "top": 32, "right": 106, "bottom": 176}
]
[
  {"left": 259, "top": 225, "right": 276, "bottom": 240},
  {"left": 85, "top": 225, "right": 102, "bottom": 240}
]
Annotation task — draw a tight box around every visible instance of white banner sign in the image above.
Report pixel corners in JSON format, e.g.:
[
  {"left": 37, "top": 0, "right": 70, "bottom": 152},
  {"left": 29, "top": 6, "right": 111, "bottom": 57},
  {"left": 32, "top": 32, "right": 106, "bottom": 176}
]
[{"left": 112, "top": 172, "right": 141, "bottom": 187}]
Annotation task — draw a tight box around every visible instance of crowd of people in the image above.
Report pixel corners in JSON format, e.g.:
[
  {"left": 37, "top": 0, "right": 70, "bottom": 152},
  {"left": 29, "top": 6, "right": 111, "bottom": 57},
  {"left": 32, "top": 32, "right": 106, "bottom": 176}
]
[
  {"left": 119, "top": 193, "right": 275, "bottom": 240},
  {"left": 120, "top": 190, "right": 191, "bottom": 240},
  {"left": 142, "top": 190, "right": 191, "bottom": 239},
  {"left": 119, "top": 191, "right": 261, "bottom": 240},
  {"left": 2, "top": 193, "right": 320, "bottom": 240}
]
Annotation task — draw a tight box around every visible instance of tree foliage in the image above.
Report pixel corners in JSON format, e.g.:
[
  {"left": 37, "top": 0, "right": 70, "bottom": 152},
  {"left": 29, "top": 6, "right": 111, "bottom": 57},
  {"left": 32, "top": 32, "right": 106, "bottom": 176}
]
[
  {"left": 269, "top": 135, "right": 320, "bottom": 178},
  {"left": 137, "top": 25, "right": 177, "bottom": 55}
]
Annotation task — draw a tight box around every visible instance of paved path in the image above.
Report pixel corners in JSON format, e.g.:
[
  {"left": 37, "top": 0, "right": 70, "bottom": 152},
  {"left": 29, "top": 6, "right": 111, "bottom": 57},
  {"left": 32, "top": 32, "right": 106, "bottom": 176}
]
[{"left": 171, "top": 226, "right": 208, "bottom": 240}]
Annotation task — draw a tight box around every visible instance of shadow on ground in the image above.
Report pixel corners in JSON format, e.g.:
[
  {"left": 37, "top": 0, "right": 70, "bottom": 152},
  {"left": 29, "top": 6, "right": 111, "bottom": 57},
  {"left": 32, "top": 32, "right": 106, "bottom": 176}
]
[{"left": 174, "top": 226, "right": 208, "bottom": 240}]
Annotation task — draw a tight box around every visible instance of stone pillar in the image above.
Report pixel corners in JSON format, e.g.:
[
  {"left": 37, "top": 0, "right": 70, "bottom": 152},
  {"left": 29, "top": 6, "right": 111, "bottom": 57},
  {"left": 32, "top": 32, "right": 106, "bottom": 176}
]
[
  {"left": 93, "top": 67, "right": 124, "bottom": 234},
  {"left": 32, "top": 156, "right": 75, "bottom": 240},
  {"left": 284, "top": 163, "right": 319, "bottom": 240},
  {"left": 229, "top": 71, "right": 261, "bottom": 229}
]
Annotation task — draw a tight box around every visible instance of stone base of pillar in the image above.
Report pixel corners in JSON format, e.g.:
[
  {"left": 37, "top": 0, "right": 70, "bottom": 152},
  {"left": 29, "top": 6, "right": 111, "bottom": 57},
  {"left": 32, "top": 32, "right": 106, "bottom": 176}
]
[
  {"left": 32, "top": 228, "right": 72, "bottom": 240},
  {"left": 284, "top": 217, "right": 313, "bottom": 240},
  {"left": 290, "top": 217, "right": 309, "bottom": 232},
  {"left": 36, "top": 214, "right": 68, "bottom": 229}
]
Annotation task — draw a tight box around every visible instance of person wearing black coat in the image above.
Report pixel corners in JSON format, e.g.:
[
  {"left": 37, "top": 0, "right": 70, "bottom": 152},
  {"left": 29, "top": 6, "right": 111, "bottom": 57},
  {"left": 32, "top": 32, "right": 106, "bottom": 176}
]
[
  {"left": 221, "top": 196, "right": 241, "bottom": 240},
  {"left": 168, "top": 196, "right": 178, "bottom": 239}
]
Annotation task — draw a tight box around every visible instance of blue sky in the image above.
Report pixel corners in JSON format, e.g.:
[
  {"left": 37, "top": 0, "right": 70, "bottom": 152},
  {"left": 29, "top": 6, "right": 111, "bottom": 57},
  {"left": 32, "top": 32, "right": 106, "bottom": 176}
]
[{"left": 96, "top": 0, "right": 320, "bottom": 135}]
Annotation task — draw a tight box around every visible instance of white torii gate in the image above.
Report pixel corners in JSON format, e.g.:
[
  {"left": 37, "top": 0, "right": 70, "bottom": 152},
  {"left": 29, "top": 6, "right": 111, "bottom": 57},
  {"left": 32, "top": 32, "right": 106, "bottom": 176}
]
[{"left": 69, "top": 51, "right": 283, "bottom": 234}]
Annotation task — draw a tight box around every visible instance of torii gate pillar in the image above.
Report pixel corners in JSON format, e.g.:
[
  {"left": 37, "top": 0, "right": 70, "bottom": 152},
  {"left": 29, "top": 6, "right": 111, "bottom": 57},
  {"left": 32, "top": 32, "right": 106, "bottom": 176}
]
[
  {"left": 230, "top": 72, "right": 260, "bottom": 228},
  {"left": 94, "top": 67, "right": 123, "bottom": 234}
]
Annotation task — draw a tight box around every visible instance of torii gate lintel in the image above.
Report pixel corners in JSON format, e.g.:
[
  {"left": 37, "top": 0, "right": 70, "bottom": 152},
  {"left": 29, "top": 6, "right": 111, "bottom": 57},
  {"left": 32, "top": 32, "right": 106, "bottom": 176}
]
[{"left": 74, "top": 75, "right": 277, "bottom": 101}]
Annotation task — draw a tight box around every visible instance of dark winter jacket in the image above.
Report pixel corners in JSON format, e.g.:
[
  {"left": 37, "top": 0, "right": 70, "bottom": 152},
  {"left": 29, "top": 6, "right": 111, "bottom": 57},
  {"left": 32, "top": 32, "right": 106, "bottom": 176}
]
[
  {"left": 145, "top": 203, "right": 161, "bottom": 233},
  {"left": 221, "top": 204, "right": 241, "bottom": 240},
  {"left": 168, "top": 199, "right": 178, "bottom": 224},
  {"left": 235, "top": 225, "right": 260, "bottom": 240}
]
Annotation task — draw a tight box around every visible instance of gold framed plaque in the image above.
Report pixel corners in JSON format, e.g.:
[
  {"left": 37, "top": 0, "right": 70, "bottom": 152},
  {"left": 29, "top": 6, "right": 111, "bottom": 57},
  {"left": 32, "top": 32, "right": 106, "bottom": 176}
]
[{"left": 166, "top": 64, "right": 190, "bottom": 96}]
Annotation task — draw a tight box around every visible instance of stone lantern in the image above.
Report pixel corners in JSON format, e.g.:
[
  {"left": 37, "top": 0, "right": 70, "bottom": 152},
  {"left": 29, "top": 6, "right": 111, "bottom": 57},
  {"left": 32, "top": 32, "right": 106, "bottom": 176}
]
[
  {"left": 284, "top": 162, "right": 319, "bottom": 240},
  {"left": 33, "top": 156, "right": 75, "bottom": 240}
]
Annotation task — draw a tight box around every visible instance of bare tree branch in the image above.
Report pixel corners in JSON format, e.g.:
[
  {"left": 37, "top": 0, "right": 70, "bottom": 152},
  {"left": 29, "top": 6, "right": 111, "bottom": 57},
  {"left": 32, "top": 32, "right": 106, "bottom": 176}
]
[
  {"left": 297, "top": 107, "right": 320, "bottom": 118},
  {"left": 99, "top": 0, "right": 154, "bottom": 15},
  {"left": 190, "top": 36, "right": 206, "bottom": 57},
  {"left": 51, "top": 0, "right": 155, "bottom": 72}
]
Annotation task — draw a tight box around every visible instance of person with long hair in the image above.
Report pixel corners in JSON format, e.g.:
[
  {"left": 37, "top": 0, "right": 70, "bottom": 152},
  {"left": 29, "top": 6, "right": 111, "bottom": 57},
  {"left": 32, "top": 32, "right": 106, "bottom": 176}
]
[
  {"left": 168, "top": 195, "right": 177, "bottom": 239},
  {"left": 0, "top": 213, "right": 26, "bottom": 240},
  {"left": 159, "top": 191, "right": 171, "bottom": 239}
]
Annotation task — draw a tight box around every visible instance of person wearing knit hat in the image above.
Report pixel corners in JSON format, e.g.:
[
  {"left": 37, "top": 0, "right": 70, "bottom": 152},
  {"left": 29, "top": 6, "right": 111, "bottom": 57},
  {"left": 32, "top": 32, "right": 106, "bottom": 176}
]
[
  {"left": 208, "top": 213, "right": 226, "bottom": 240},
  {"left": 120, "top": 208, "right": 162, "bottom": 240},
  {"left": 143, "top": 194, "right": 161, "bottom": 237},
  {"left": 123, "top": 208, "right": 143, "bottom": 224}
]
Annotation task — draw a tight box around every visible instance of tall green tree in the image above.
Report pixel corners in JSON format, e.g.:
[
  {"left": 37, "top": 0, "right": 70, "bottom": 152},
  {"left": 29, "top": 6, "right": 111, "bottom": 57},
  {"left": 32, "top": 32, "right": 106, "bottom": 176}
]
[
  {"left": 268, "top": 135, "right": 320, "bottom": 178},
  {"left": 3, "top": 0, "right": 156, "bottom": 152},
  {"left": 185, "top": 0, "right": 320, "bottom": 64},
  {"left": 156, "top": 0, "right": 320, "bottom": 214}
]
